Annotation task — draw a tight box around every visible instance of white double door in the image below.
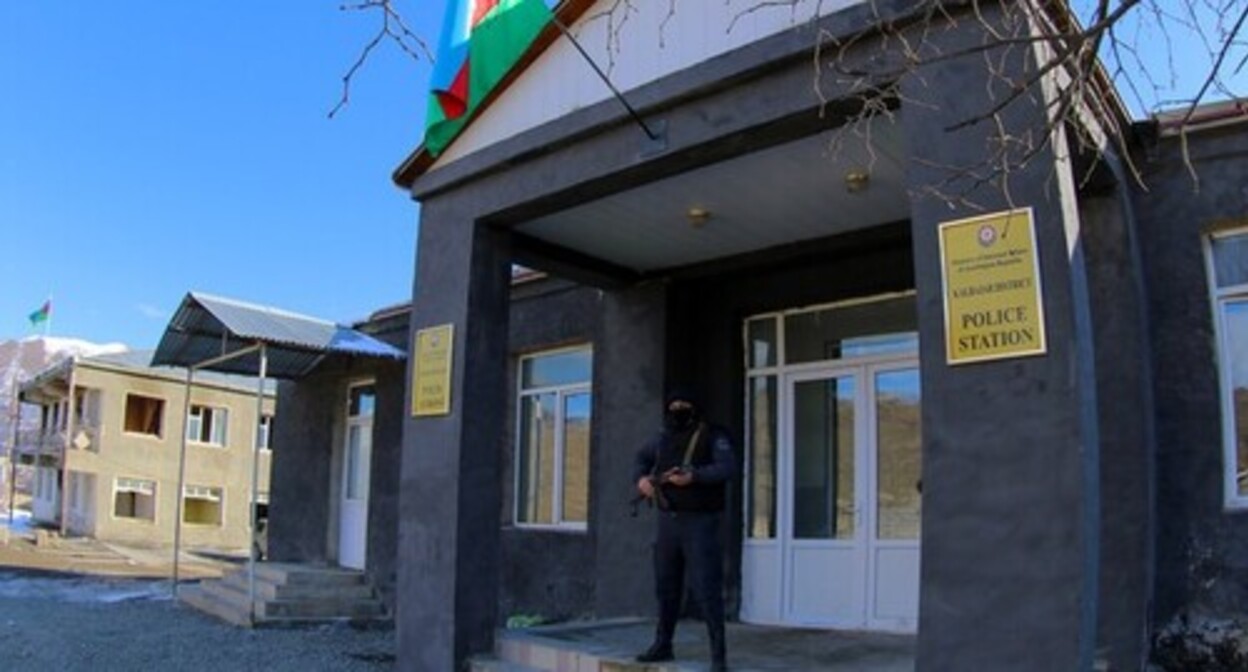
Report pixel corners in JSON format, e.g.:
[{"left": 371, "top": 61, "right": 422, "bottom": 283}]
[{"left": 742, "top": 360, "right": 922, "bottom": 632}]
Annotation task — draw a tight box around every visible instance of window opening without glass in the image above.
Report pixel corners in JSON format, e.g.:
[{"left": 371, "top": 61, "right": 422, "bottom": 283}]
[
  {"left": 182, "top": 485, "right": 224, "bottom": 526},
  {"left": 114, "top": 477, "right": 156, "bottom": 521},
  {"left": 124, "top": 394, "right": 164, "bottom": 437}
]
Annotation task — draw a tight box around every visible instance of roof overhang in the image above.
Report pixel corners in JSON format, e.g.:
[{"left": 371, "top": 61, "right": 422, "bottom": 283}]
[{"left": 151, "top": 292, "right": 406, "bottom": 380}]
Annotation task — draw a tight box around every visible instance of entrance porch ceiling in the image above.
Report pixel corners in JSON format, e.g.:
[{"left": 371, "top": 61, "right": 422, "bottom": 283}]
[{"left": 515, "top": 117, "right": 908, "bottom": 274}]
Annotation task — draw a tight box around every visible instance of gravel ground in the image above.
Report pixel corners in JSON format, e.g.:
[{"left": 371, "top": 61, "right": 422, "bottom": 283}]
[{"left": 0, "top": 573, "right": 395, "bottom": 672}]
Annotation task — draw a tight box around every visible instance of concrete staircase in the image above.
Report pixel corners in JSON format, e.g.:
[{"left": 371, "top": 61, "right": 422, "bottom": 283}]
[{"left": 178, "top": 562, "right": 387, "bottom": 627}]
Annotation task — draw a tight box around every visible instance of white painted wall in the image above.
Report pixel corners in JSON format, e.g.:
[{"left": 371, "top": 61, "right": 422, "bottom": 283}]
[{"left": 432, "top": 0, "right": 859, "bottom": 168}]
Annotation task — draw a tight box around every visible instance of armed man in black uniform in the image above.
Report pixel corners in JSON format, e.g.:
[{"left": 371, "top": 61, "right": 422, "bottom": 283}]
[{"left": 633, "top": 388, "right": 736, "bottom": 672}]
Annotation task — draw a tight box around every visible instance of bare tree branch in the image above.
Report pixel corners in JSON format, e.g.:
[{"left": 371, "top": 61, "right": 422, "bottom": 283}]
[{"left": 330, "top": 0, "right": 433, "bottom": 119}]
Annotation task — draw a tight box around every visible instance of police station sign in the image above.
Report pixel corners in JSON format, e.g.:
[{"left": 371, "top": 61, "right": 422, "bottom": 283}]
[
  {"left": 938, "top": 208, "right": 1047, "bottom": 365},
  {"left": 411, "top": 323, "right": 454, "bottom": 416}
]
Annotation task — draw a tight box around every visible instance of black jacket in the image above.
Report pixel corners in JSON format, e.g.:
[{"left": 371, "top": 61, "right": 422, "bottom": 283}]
[{"left": 633, "top": 421, "right": 736, "bottom": 512}]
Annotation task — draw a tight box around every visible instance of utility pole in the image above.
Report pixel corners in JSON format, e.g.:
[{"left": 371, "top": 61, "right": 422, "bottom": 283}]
[{"left": 7, "top": 376, "right": 22, "bottom": 529}]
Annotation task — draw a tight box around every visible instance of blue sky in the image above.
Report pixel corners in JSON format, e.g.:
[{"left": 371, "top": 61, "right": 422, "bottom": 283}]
[
  {"left": 1, "top": 2, "right": 443, "bottom": 348},
  {"left": 1, "top": 2, "right": 1242, "bottom": 348}
]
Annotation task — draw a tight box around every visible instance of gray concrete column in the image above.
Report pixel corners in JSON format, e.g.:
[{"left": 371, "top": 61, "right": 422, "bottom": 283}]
[
  {"left": 1080, "top": 190, "right": 1155, "bottom": 671},
  {"left": 268, "top": 377, "right": 335, "bottom": 564},
  {"left": 397, "top": 201, "right": 512, "bottom": 671},
  {"left": 593, "top": 284, "right": 667, "bottom": 616},
  {"left": 901, "top": 9, "right": 1101, "bottom": 671}
]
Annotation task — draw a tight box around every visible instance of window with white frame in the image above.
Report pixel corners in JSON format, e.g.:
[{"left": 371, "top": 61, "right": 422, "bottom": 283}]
[
  {"left": 113, "top": 478, "right": 156, "bottom": 521},
  {"left": 257, "top": 414, "right": 274, "bottom": 451},
  {"left": 1210, "top": 229, "right": 1248, "bottom": 507},
  {"left": 182, "top": 485, "right": 224, "bottom": 526},
  {"left": 515, "top": 347, "right": 592, "bottom": 529},
  {"left": 186, "top": 404, "right": 229, "bottom": 446}
]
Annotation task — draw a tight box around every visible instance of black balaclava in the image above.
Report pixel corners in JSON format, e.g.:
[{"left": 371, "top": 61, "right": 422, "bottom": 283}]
[{"left": 664, "top": 387, "right": 700, "bottom": 430}]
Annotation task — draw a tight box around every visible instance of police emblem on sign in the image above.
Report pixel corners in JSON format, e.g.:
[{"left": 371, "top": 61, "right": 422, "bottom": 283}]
[{"left": 977, "top": 224, "right": 998, "bottom": 248}]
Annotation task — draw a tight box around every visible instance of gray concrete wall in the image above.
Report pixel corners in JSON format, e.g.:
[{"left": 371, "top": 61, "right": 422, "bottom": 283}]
[
  {"left": 268, "top": 355, "right": 407, "bottom": 612},
  {"left": 593, "top": 284, "right": 668, "bottom": 618},
  {"left": 1134, "top": 124, "right": 1248, "bottom": 627},
  {"left": 900, "top": 6, "right": 1101, "bottom": 670},
  {"left": 1080, "top": 186, "right": 1156, "bottom": 671},
  {"left": 499, "top": 282, "right": 600, "bottom": 621},
  {"left": 399, "top": 207, "right": 513, "bottom": 672},
  {"left": 269, "top": 376, "right": 336, "bottom": 564},
  {"left": 367, "top": 363, "right": 406, "bottom": 613}
]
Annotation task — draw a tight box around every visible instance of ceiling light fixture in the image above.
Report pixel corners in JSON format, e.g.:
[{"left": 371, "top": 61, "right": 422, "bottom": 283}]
[
  {"left": 686, "top": 207, "right": 711, "bottom": 228},
  {"left": 844, "top": 170, "right": 870, "bottom": 194}
]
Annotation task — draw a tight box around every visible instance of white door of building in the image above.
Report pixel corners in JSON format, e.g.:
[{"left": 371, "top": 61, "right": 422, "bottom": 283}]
[
  {"left": 338, "top": 383, "right": 375, "bottom": 570},
  {"left": 742, "top": 360, "right": 922, "bottom": 631}
]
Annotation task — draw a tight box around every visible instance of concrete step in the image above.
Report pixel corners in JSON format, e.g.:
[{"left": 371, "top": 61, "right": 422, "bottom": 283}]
[
  {"left": 177, "top": 583, "right": 252, "bottom": 628},
  {"left": 187, "top": 569, "right": 388, "bottom": 626},
  {"left": 494, "top": 632, "right": 683, "bottom": 672},
  {"left": 220, "top": 569, "right": 375, "bottom": 601},
  {"left": 251, "top": 562, "right": 366, "bottom": 587},
  {"left": 260, "top": 596, "right": 386, "bottom": 620},
  {"left": 203, "top": 578, "right": 383, "bottom": 620},
  {"left": 467, "top": 656, "right": 545, "bottom": 672}
]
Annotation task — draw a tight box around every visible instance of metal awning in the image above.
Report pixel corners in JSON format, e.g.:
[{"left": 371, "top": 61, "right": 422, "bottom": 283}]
[
  {"left": 152, "top": 292, "right": 406, "bottom": 378},
  {"left": 150, "top": 291, "right": 405, "bottom": 618}
]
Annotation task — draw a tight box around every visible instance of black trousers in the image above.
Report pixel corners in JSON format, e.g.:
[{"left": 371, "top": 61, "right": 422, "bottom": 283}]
[{"left": 653, "top": 510, "right": 726, "bottom": 662}]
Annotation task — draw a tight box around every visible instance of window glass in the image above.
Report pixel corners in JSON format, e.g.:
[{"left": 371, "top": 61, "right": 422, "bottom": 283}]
[
  {"left": 876, "top": 369, "right": 923, "bottom": 539},
  {"left": 792, "top": 376, "right": 855, "bottom": 539},
  {"left": 257, "top": 415, "right": 274, "bottom": 450},
  {"left": 349, "top": 386, "right": 376, "bottom": 417},
  {"left": 561, "top": 393, "right": 591, "bottom": 524},
  {"left": 1225, "top": 300, "right": 1248, "bottom": 498},
  {"left": 1213, "top": 233, "right": 1248, "bottom": 289},
  {"left": 517, "top": 393, "right": 557, "bottom": 525},
  {"left": 747, "top": 376, "right": 778, "bottom": 539},
  {"left": 521, "top": 349, "right": 592, "bottom": 388},
  {"left": 748, "top": 318, "right": 778, "bottom": 369},
  {"left": 785, "top": 297, "right": 918, "bottom": 364},
  {"left": 187, "top": 406, "right": 228, "bottom": 445}
]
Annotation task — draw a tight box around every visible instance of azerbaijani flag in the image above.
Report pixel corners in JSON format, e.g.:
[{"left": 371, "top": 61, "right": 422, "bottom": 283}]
[
  {"left": 423, "top": 0, "right": 556, "bottom": 157},
  {"left": 28, "top": 299, "right": 51, "bottom": 327}
]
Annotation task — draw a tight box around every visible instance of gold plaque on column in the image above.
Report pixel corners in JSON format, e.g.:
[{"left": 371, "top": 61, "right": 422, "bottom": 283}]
[{"left": 412, "top": 323, "right": 454, "bottom": 416}]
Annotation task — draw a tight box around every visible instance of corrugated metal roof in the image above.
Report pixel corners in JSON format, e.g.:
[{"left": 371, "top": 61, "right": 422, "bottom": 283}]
[
  {"left": 83, "top": 349, "right": 277, "bottom": 393},
  {"left": 151, "top": 292, "right": 406, "bottom": 379}
]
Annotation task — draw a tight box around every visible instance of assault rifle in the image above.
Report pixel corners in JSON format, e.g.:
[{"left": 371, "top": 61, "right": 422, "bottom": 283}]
[{"left": 628, "top": 467, "right": 687, "bottom": 517}]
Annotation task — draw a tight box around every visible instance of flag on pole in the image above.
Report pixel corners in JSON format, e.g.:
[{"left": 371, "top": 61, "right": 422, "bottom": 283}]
[
  {"left": 423, "top": 0, "right": 555, "bottom": 157},
  {"left": 28, "top": 299, "right": 51, "bottom": 327}
]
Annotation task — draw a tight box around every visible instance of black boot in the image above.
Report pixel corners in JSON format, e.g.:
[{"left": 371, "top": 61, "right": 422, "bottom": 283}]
[
  {"left": 708, "top": 619, "right": 727, "bottom": 671},
  {"left": 635, "top": 641, "right": 674, "bottom": 663}
]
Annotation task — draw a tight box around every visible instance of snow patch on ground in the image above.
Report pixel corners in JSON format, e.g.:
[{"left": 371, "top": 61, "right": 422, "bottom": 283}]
[
  {"left": 0, "top": 571, "right": 169, "bottom": 603},
  {"left": 0, "top": 509, "right": 32, "bottom": 535}
]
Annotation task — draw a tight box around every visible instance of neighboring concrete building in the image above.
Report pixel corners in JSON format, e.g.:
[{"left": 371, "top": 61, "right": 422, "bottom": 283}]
[{"left": 16, "top": 350, "right": 274, "bottom": 551}]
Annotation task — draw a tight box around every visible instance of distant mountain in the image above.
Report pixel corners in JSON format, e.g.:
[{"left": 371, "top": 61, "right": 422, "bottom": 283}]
[{"left": 0, "top": 336, "right": 128, "bottom": 454}]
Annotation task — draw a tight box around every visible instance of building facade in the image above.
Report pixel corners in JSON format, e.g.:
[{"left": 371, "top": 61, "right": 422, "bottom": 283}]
[
  {"left": 258, "top": 1, "right": 1248, "bottom": 670},
  {"left": 17, "top": 351, "right": 274, "bottom": 551}
]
